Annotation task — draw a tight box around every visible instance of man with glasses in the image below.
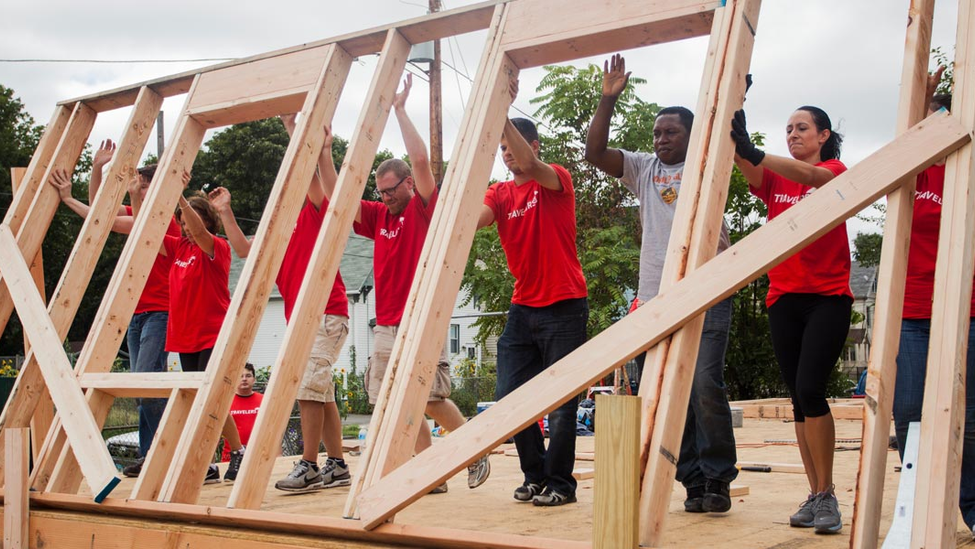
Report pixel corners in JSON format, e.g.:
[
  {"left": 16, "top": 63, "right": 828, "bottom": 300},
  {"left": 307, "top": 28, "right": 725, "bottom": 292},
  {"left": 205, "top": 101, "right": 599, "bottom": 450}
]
[{"left": 349, "top": 74, "right": 490, "bottom": 492}]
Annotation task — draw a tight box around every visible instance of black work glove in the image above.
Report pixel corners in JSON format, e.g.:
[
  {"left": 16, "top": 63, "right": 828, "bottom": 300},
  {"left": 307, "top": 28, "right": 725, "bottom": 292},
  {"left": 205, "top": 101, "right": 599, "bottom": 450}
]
[{"left": 730, "top": 109, "right": 765, "bottom": 166}]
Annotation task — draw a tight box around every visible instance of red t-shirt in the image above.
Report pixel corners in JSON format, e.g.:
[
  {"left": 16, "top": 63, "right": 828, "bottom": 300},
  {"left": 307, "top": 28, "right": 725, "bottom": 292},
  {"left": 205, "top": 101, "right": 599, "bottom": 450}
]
[
  {"left": 221, "top": 391, "right": 263, "bottom": 461},
  {"left": 127, "top": 206, "right": 181, "bottom": 314},
  {"left": 353, "top": 190, "right": 437, "bottom": 326},
  {"left": 163, "top": 235, "right": 231, "bottom": 353},
  {"left": 484, "top": 164, "right": 588, "bottom": 307},
  {"left": 751, "top": 159, "right": 853, "bottom": 307},
  {"left": 903, "top": 164, "right": 975, "bottom": 318},
  {"left": 276, "top": 199, "right": 349, "bottom": 322}
]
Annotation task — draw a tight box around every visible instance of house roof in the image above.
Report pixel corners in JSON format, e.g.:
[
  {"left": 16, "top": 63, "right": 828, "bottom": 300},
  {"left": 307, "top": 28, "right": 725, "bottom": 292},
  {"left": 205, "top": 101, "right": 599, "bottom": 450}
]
[
  {"left": 229, "top": 233, "right": 374, "bottom": 299},
  {"left": 849, "top": 261, "right": 877, "bottom": 300}
]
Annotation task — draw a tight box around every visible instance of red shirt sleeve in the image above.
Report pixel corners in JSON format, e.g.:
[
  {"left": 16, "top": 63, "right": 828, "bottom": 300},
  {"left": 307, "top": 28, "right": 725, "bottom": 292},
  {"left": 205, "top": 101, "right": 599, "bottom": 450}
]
[
  {"left": 353, "top": 200, "right": 381, "bottom": 239},
  {"left": 163, "top": 234, "right": 179, "bottom": 256}
]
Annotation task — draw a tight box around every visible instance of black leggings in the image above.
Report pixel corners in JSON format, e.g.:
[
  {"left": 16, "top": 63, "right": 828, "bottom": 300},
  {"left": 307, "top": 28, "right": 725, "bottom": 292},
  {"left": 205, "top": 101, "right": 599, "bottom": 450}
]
[
  {"left": 768, "top": 293, "right": 852, "bottom": 421},
  {"left": 179, "top": 348, "right": 213, "bottom": 372}
]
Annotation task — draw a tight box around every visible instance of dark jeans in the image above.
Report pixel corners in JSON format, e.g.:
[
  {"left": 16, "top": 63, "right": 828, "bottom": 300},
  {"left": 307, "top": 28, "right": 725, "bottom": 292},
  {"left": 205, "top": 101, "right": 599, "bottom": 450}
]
[
  {"left": 894, "top": 318, "right": 975, "bottom": 529},
  {"left": 496, "top": 297, "right": 588, "bottom": 496},
  {"left": 634, "top": 297, "right": 738, "bottom": 489},
  {"left": 127, "top": 311, "right": 169, "bottom": 458}
]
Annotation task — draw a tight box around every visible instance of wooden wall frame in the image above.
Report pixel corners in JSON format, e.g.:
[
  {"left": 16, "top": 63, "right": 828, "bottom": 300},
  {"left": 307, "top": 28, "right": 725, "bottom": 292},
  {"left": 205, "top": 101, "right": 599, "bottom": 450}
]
[{"left": 0, "top": 0, "right": 973, "bottom": 547}]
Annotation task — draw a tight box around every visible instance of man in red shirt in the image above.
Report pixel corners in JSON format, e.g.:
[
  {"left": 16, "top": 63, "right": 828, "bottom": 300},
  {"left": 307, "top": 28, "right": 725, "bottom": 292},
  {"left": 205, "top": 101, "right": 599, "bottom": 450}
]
[
  {"left": 348, "top": 74, "right": 489, "bottom": 492},
  {"left": 223, "top": 363, "right": 264, "bottom": 461},
  {"left": 475, "top": 79, "right": 589, "bottom": 507}
]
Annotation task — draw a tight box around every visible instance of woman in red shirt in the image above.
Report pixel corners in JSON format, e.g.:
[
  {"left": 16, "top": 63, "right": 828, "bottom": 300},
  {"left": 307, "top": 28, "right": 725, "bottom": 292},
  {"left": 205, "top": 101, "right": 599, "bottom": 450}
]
[{"left": 731, "top": 107, "right": 852, "bottom": 535}]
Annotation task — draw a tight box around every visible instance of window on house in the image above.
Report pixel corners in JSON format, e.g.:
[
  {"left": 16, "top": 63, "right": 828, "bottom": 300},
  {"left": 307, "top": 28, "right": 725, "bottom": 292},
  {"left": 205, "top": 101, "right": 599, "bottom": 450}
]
[
  {"left": 468, "top": 346, "right": 476, "bottom": 360},
  {"left": 449, "top": 324, "right": 460, "bottom": 354}
]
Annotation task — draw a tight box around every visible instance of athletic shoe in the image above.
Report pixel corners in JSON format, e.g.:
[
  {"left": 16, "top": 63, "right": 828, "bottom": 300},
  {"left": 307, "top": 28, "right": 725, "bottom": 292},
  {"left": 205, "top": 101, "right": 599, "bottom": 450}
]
[
  {"left": 429, "top": 482, "right": 449, "bottom": 494},
  {"left": 813, "top": 489, "right": 842, "bottom": 534},
  {"left": 224, "top": 446, "right": 245, "bottom": 482},
  {"left": 320, "top": 458, "right": 352, "bottom": 489},
  {"left": 684, "top": 484, "right": 705, "bottom": 513},
  {"left": 790, "top": 493, "right": 819, "bottom": 528},
  {"left": 532, "top": 487, "right": 577, "bottom": 507},
  {"left": 467, "top": 455, "right": 491, "bottom": 489},
  {"left": 275, "top": 460, "right": 323, "bottom": 492},
  {"left": 204, "top": 464, "right": 221, "bottom": 485},
  {"left": 122, "top": 458, "right": 144, "bottom": 478},
  {"left": 702, "top": 479, "right": 732, "bottom": 513},
  {"left": 513, "top": 481, "right": 544, "bottom": 502}
]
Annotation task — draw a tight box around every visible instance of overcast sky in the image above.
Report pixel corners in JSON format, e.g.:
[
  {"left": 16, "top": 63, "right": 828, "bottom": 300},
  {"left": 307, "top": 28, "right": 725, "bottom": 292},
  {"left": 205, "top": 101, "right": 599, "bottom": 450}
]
[{"left": 0, "top": 0, "right": 962, "bottom": 239}]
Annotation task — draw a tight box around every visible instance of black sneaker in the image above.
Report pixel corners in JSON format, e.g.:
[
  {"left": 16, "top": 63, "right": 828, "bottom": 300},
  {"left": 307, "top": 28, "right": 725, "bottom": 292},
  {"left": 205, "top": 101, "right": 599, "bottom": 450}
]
[
  {"left": 122, "top": 457, "right": 144, "bottom": 478},
  {"left": 204, "top": 464, "right": 220, "bottom": 485},
  {"left": 532, "top": 487, "right": 577, "bottom": 507},
  {"left": 684, "top": 484, "right": 705, "bottom": 513},
  {"left": 224, "top": 446, "right": 245, "bottom": 482},
  {"left": 513, "top": 482, "right": 544, "bottom": 502},
  {"left": 702, "top": 479, "right": 732, "bottom": 513}
]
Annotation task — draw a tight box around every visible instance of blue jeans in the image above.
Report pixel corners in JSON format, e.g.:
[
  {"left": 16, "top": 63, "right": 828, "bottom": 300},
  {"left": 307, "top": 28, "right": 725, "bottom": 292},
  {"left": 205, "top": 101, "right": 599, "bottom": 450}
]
[
  {"left": 127, "top": 311, "right": 169, "bottom": 458},
  {"left": 496, "top": 297, "right": 588, "bottom": 496},
  {"left": 894, "top": 317, "right": 975, "bottom": 528}
]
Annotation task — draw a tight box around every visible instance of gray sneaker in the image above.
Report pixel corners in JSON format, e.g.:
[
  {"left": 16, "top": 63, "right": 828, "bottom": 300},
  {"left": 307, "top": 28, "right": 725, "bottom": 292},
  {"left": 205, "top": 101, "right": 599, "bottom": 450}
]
[
  {"left": 467, "top": 455, "right": 491, "bottom": 489},
  {"left": 814, "top": 489, "right": 842, "bottom": 534},
  {"left": 429, "top": 482, "right": 449, "bottom": 494},
  {"left": 320, "top": 458, "right": 351, "bottom": 489},
  {"left": 275, "top": 460, "right": 323, "bottom": 492},
  {"left": 513, "top": 482, "right": 544, "bottom": 502},
  {"left": 789, "top": 493, "right": 819, "bottom": 528}
]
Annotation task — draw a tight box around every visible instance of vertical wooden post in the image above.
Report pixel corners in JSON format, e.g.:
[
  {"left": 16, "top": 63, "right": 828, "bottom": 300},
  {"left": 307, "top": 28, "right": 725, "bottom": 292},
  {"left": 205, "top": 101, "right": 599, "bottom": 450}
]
[
  {"left": 131, "top": 389, "right": 195, "bottom": 501},
  {"left": 912, "top": 0, "right": 975, "bottom": 545},
  {"left": 593, "top": 395, "right": 640, "bottom": 549},
  {"left": 4, "top": 428, "right": 30, "bottom": 549},
  {"left": 851, "top": 1, "right": 935, "bottom": 546}
]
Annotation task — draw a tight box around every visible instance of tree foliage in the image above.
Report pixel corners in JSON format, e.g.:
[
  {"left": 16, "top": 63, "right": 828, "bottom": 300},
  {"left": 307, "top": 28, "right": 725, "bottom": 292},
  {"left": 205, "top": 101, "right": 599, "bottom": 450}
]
[{"left": 853, "top": 232, "right": 883, "bottom": 269}]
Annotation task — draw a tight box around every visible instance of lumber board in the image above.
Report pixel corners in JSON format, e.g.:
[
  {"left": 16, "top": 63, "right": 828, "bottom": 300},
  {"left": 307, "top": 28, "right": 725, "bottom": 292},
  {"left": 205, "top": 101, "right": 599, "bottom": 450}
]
[
  {"left": 593, "top": 395, "right": 640, "bottom": 549},
  {"left": 913, "top": 1, "right": 975, "bottom": 544},
  {"left": 131, "top": 389, "right": 195, "bottom": 501},
  {"left": 736, "top": 402, "right": 864, "bottom": 420},
  {"left": 736, "top": 461, "right": 805, "bottom": 474},
  {"left": 31, "top": 391, "right": 113, "bottom": 493},
  {"left": 729, "top": 484, "right": 749, "bottom": 497},
  {"left": 57, "top": 0, "right": 506, "bottom": 112},
  {"left": 851, "top": 1, "right": 936, "bottom": 545},
  {"left": 3, "top": 428, "right": 29, "bottom": 549},
  {"left": 502, "top": 0, "right": 718, "bottom": 68},
  {"left": 354, "top": 115, "right": 970, "bottom": 529},
  {"left": 0, "top": 226, "right": 120, "bottom": 501},
  {"left": 225, "top": 42, "right": 357, "bottom": 510},
  {"left": 572, "top": 468, "right": 594, "bottom": 481},
  {"left": 161, "top": 41, "right": 361, "bottom": 505},
  {"left": 77, "top": 372, "right": 204, "bottom": 397}
]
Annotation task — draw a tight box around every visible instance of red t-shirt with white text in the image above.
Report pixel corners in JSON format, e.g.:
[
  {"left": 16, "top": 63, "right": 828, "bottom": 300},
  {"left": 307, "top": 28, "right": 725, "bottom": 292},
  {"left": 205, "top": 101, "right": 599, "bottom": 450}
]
[
  {"left": 127, "top": 206, "right": 181, "bottom": 314},
  {"left": 221, "top": 392, "right": 263, "bottom": 461},
  {"left": 903, "top": 164, "right": 975, "bottom": 318},
  {"left": 163, "top": 235, "right": 231, "bottom": 353},
  {"left": 751, "top": 159, "right": 853, "bottom": 307},
  {"left": 484, "top": 164, "right": 588, "bottom": 307},
  {"left": 276, "top": 199, "right": 349, "bottom": 322},
  {"left": 353, "top": 190, "right": 437, "bottom": 325}
]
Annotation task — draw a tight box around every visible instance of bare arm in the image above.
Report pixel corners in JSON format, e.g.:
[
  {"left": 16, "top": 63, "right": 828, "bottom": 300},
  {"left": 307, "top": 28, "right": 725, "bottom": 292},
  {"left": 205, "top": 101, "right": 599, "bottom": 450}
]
[
  {"left": 759, "top": 154, "right": 837, "bottom": 188},
  {"left": 50, "top": 168, "right": 134, "bottom": 233},
  {"left": 88, "top": 139, "right": 126, "bottom": 215},
  {"left": 280, "top": 114, "right": 358, "bottom": 222},
  {"left": 477, "top": 204, "right": 495, "bottom": 229},
  {"left": 585, "top": 54, "right": 628, "bottom": 178},
  {"left": 177, "top": 171, "right": 215, "bottom": 257},
  {"left": 392, "top": 74, "right": 437, "bottom": 204},
  {"left": 733, "top": 154, "right": 764, "bottom": 189},
  {"left": 503, "top": 79, "right": 562, "bottom": 191},
  {"left": 208, "top": 187, "right": 251, "bottom": 257}
]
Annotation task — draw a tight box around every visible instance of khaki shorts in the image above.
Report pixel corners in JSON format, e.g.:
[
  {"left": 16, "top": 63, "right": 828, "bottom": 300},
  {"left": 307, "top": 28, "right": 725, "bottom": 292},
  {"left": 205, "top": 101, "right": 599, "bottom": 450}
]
[
  {"left": 296, "top": 314, "right": 349, "bottom": 403},
  {"left": 365, "top": 324, "right": 451, "bottom": 405}
]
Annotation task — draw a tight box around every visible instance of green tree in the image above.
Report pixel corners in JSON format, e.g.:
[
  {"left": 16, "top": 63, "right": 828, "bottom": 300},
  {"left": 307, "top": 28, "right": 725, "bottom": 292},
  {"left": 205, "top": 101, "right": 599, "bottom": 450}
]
[{"left": 853, "top": 232, "right": 883, "bottom": 269}]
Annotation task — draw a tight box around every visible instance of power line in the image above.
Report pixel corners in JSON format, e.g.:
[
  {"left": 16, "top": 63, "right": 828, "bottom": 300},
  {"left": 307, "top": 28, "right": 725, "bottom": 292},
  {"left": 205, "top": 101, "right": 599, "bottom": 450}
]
[{"left": 0, "top": 57, "right": 234, "bottom": 64}]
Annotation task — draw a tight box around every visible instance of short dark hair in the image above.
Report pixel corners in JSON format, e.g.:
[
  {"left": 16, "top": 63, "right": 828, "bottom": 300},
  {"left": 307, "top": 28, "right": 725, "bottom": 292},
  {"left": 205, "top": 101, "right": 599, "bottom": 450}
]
[
  {"left": 244, "top": 363, "right": 255, "bottom": 376},
  {"left": 796, "top": 105, "right": 843, "bottom": 161},
  {"left": 137, "top": 163, "right": 157, "bottom": 181},
  {"left": 656, "top": 106, "right": 694, "bottom": 133},
  {"left": 176, "top": 192, "right": 222, "bottom": 235},
  {"left": 931, "top": 93, "right": 952, "bottom": 112},
  {"left": 509, "top": 118, "right": 539, "bottom": 144}
]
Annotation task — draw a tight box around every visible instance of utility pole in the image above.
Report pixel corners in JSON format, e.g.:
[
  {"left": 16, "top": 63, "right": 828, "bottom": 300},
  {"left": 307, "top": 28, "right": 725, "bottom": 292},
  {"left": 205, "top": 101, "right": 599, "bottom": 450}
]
[
  {"left": 156, "top": 111, "right": 165, "bottom": 159},
  {"left": 429, "top": 0, "right": 444, "bottom": 186}
]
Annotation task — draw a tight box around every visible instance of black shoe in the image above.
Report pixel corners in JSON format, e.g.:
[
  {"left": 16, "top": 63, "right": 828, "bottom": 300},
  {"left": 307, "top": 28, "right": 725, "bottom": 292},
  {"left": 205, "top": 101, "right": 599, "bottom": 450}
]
[
  {"left": 702, "top": 479, "right": 732, "bottom": 513},
  {"left": 122, "top": 457, "right": 144, "bottom": 478},
  {"left": 204, "top": 464, "right": 221, "bottom": 485},
  {"left": 684, "top": 484, "right": 705, "bottom": 513},
  {"left": 532, "top": 487, "right": 577, "bottom": 507},
  {"left": 513, "top": 481, "right": 544, "bottom": 502},
  {"left": 224, "top": 446, "right": 245, "bottom": 482}
]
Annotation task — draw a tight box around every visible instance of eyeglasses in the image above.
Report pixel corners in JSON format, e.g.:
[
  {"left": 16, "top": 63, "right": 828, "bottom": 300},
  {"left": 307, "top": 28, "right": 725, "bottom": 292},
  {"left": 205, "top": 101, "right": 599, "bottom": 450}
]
[{"left": 378, "top": 175, "right": 409, "bottom": 197}]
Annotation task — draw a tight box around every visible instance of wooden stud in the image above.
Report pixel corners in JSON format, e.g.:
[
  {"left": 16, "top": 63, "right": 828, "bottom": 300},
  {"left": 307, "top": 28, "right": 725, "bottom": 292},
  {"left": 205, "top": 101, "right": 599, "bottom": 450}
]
[
  {"left": 729, "top": 485, "right": 749, "bottom": 497},
  {"left": 0, "top": 226, "right": 120, "bottom": 501},
  {"left": 572, "top": 468, "right": 594, "bottom": 481},
  {"left": 31, "top": 392, "right": 113, "bottom": 493},
  {"left": 3, "top": 428, "right": 29, "bottom": 549},
  {"left": 131, "top": 389, "right": 196, "bottom": 501},
  {"left": 224, "top": 42, "right": 356, "bottom": 510},
  {"left": 593, "top": 395, "right": 640, "bottom": 549},
  {"left": 77, "top": 372, "right": 204, "bottom": 397},
  {"left": 354, "top": 115, "right": 970, "bottom": 529}
]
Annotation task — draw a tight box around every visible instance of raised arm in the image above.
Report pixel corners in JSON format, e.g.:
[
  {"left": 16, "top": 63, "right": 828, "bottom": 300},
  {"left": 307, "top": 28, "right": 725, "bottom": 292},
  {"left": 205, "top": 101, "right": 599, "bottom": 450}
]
[
  {"left": 177, "top": 172, "right": 216, "bottom": 257},
  {"left": 392, "top": 74, "right": 437, "bottom": 204},
  {"left": 585, "top": 54, "right": 628, "bottom": 178},
  {"left": 49, "top": 168, "right": 134, "bottom": 233},
  {"left": 502, "top": 79, "right": 561, "bottom": 191},
  {"left": 280, "top": 114, "right": 358, "bottom": 222},
  {"left": 208, "top": 187, "right": 251, "bottom": 258},
  {"left": 87, "top": 139, "right": 127, "bottom": 216},
  {"left": 730, "top": 109, "right": 835, "bottom": 190}
]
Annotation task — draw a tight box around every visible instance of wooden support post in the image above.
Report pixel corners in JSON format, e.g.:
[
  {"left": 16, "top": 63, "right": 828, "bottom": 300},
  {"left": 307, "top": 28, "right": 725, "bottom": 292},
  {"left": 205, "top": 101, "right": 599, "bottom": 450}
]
[
  {"left": 593, "top": 395, "right": 640, "bottom": 549},
  {"left": 354, "top": 116, "right": 970, "bottom": 529},
  {"left": 159, "top": 43, "right": 357, "bottom": 505},
  {"left": 224, "top": 42, "right": 356, "bottom": 510},
  {"left": 131, "top": 389, "right": 195, "bottom": 501},
  {"left": 912, "top": 1, "right": 975, "bottom": 545},
  {"left": 3, "top": 428, "right": 29, "bottom": 549},
  {"left": 0, "top": 226, "right": 120, "bottom": 501},
  {"left": 639, "top": 1, "right": 759, "bottom": 544},
  {"left": 850, "top": 1, "right": 935, "bottom": 547}
]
